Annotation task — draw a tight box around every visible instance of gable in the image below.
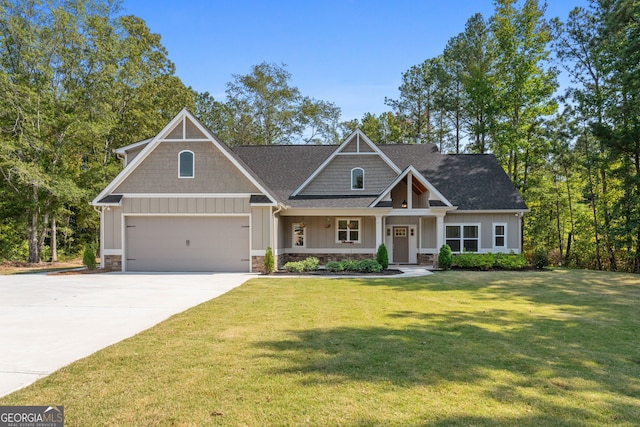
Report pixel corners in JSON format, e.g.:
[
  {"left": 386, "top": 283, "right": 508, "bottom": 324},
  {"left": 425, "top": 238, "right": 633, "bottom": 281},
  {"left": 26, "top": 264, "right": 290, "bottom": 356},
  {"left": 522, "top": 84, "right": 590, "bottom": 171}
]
[
  {"left": 292, "top": 130, "right": 401, "bottom": 197},
  {"left": 113, "top": 140, "right": 259, "bottom": 194},
  {"left": 92, "top": 109, "right": 277, "bottom": 205}
]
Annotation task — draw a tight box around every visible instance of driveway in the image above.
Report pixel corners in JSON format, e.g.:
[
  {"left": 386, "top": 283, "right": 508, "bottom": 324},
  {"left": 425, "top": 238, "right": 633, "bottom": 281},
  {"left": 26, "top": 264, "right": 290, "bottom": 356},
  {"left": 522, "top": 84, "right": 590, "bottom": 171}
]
[{"left": 0, "top": 272, "right": 252, "bottom": 397}]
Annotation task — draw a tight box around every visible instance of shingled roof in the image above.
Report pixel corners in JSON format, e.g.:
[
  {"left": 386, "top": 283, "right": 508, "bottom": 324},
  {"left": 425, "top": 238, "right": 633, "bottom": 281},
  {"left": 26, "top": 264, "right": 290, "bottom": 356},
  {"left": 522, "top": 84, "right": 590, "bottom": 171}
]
[{"left": 232, "top": 143, "right": 527, "bottom": 211}]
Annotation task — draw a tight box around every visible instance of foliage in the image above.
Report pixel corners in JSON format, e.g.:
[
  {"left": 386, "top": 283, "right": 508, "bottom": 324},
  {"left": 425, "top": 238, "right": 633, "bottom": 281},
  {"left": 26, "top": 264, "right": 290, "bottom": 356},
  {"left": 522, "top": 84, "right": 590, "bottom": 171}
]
[
  {"left": 263, "top": 246, "right": 275, "bottom": 274},
  {"left": 283, "top": 257, "right": 319, "bottom": 273},
  {"left": 198, "top": 62, "right": 341, "bottom": 145},
  {"left": 82, "top": 245, "right": 97, "bottom": 270},
  {"left": 324, "top": 259, "right": 382, "bottom": 273},
  {"left": 376, "top": 243, "right": 389, "bottom": 269},
  {"left": 532, "top": 248, "right": 550, "bottom": 269},
  {"left": 325, "top": 261, "right": 344, "bottom": 272},
  {"left": 356, "top": 259, "right": 383, "bottom": 273},
  {"left": 452, "top": 252, "right": 528, "bottom": 270},
  {"left": 438, "top": 244, "right": 453, "bottom": 270}
]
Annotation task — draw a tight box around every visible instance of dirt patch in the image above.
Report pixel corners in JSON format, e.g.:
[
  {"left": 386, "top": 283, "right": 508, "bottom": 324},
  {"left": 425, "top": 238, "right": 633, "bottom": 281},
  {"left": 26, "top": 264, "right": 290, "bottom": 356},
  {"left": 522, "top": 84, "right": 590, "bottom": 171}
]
[
  {"left": 0, "top": 260, "right": 84, "bottom": 275},
  {"left": 48, "top": 267, "right": 112, "bottom": 276}
]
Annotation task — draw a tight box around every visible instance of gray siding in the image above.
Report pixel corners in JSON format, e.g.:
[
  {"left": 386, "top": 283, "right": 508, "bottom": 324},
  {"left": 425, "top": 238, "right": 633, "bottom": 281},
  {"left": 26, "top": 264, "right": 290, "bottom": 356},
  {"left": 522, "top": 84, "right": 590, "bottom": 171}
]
[
  {"left": 301, "top": 155, "right": 396, "bottom": 195},
  {"left": 114, "top": 140, "right": 259, "bottom": 194},
  {"left": 281, "top": 216, "right": 376, "bottom": 249},
  {"left": 421, "top": 217, "right": 437, "bottom": 248},
  {"left": 103, "top": 206, "right": 122, "bottom": 250},
  {"left": 122, "top": 197, "right": 250, "bottom": 214},
  {"left": 444, "top": 213, "right": 520, "bottom": 250},
  {"left": 251, "top": 206, "right": 271, "bottom": 251}
]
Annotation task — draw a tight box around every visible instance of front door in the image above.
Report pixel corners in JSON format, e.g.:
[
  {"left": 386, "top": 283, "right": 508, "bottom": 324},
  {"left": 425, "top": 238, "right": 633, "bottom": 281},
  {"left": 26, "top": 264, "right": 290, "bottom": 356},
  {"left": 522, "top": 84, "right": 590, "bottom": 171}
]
[{"left": 393, "top": 226, "right": 408, "bottom": 263}]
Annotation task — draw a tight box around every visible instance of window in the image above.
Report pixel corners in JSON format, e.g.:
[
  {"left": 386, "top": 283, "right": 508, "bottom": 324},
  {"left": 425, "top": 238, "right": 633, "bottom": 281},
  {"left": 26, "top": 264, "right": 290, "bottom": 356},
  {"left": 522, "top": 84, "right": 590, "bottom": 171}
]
[
  {"left": 445, "top": 224, "right": 479, "bottom": 252},
  {"left": 293, "top": 223, "right": 306, "bottom": 247},
  {"left": 179, "top": 150, "right": 194, "bottom": 178},
  {"left": 351, "top": 168, "right": 364, "bottom": 190},
  {"left": 337, "top": 218, "right": 360, "bottom": 243},
  {"left": 493, "top": 223, "right": 506, "bottom": 249}
]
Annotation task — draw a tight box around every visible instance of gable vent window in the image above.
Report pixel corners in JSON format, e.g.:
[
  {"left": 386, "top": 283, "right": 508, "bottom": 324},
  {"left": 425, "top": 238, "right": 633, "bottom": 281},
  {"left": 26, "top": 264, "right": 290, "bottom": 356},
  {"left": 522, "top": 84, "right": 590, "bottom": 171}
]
[
  {"left": 179, "top": 150, "right": 194, "bottom": 178},
  {"left": 351, "top": 168, "right": 364, "bottom": 190}
]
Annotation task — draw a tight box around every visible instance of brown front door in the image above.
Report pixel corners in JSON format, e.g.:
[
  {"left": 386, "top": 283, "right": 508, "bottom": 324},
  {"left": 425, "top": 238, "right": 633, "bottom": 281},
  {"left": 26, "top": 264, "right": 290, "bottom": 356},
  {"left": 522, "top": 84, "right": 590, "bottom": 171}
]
[{"left": 393, "top": 226, "right": 408, "bottom": 263}]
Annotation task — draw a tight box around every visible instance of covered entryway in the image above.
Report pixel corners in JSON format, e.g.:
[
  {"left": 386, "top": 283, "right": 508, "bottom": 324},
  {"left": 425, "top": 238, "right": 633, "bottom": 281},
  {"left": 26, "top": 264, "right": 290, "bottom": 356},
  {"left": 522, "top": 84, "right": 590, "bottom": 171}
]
[{"left": 125, "top": 216, "right": 250, "bottom": 272}]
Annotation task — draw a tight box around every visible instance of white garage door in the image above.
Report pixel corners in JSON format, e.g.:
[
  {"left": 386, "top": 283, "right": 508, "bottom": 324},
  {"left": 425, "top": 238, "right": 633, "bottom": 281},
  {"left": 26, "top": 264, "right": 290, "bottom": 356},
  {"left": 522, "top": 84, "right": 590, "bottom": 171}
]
[{"left": 125, "top": 216, "right": 250, "bottom": 272}]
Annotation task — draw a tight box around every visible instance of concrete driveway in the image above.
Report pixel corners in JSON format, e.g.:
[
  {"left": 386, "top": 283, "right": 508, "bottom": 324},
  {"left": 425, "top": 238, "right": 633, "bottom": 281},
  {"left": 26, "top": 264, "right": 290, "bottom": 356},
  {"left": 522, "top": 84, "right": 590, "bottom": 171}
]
[{"left": 0, "top": 271, "right": 252, "bottom": 397}]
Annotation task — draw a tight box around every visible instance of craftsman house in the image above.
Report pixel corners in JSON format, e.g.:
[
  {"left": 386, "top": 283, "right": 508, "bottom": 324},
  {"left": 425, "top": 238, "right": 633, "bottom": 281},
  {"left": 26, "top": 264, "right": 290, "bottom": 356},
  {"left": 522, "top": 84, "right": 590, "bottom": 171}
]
[{"left": 91, "top": 109, "right": 528, "bottom": 272}]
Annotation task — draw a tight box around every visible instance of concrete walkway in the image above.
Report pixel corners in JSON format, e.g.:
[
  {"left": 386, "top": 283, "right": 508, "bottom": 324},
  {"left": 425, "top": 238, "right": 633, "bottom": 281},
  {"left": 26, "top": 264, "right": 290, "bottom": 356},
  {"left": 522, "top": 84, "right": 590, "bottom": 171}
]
[{"left": 0, "top": 272, "right": 252, "bottom": 397}]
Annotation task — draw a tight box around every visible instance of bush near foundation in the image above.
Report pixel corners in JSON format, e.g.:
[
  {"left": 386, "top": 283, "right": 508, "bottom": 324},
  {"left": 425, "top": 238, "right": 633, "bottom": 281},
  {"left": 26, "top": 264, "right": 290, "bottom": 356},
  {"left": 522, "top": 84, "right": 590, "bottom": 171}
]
[{"left": 452, "top": 252, "right": 528, "bottom": 270}]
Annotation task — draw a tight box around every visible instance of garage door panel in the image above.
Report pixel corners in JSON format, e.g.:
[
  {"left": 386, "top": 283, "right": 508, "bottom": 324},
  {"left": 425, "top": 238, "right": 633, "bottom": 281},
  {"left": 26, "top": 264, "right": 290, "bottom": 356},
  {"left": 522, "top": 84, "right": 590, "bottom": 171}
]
[{"left": 125, "top": 216, "right": 249, "bottom": 272}]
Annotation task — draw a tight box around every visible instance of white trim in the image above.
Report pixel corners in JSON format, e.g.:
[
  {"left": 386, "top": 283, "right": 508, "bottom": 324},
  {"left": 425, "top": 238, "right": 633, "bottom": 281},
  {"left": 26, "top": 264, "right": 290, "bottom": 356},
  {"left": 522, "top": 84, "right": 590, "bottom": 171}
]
[
  {"left": 178, "top": 150, "right": 195, "bottom": 178},
  {"left": 119, "top": 193, "right": 253, "bottom": 198},
  {"left": 492, "top": 222, "right": 508, "bottom": 250},
  {"left": 336, "top": 217, "right": 362, "bottom": 244},
  {"left": 351, "top": 167, "right": 365, "bottom": 190},
  {"left": 281, "top": 208, "right": 392, "bottom": 216},
  {"left": 291, "top": 129, "right": 401, "bottom": 196},
  {"left": 444, "top": 223, "right": 481, "bottom": 253},
  {"left": 370, "top": 166, "right": 453, "bottom": 208},
  {"left": 282, "top": 248, "right": 375, "bottom": 255},
  {"left": 91, "top": 108, "right": 278, "bottom": 206},
  {"left": 123, "top": 212, "right": 251, "bottom": 217},
  {"left": 453, "top": 209, "right": 530, "bottom": 214},
  {"left": 102, "top": 249, "right": 122, "bottom": 255},
  {"left": 115, "top": 138, "right": 153, "bottom": 155}
]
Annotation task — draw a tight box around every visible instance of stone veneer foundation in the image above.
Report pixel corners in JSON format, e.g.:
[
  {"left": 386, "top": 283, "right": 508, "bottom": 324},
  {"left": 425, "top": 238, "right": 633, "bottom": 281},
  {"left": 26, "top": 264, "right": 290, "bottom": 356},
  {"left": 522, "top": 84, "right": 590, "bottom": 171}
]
[{"left": 104, "top": 255, "right": 122, "bottom": 271}]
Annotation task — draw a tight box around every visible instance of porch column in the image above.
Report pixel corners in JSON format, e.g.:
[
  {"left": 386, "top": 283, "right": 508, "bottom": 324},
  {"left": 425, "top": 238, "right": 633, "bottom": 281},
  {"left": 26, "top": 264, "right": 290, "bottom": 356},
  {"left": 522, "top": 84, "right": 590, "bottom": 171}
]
[
  {"left": 375, "top": 215, "right": 383, "bottom": 249},
  {"left": 436, "top": 215, "right": 444, "bottom": 250},
  {"left": 407, "top": 173, "right": 413, "bottom": 209}
]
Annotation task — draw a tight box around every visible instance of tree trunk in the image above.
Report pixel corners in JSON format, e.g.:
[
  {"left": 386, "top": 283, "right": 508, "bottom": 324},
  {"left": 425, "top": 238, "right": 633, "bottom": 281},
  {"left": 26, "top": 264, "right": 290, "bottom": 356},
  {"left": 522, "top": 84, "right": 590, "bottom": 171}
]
[
  {"left": 38, "top": 212, "right": 49, "bottom": 262},
  {"left": 28, "top": 211, "right": 39, "bottom": 264},
  {"left": 51, "top": 217, "right": 58, "bottom": 263}
]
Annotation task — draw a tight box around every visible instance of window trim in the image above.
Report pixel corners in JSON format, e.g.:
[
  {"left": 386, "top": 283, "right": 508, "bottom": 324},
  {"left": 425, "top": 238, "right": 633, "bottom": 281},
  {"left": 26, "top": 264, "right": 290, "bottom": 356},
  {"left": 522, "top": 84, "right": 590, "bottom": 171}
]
[
  {"left": 493, "top": 223, "right": 507, "bottom": 250},
  {"left": 292, "top": 222, "right": 306, "bottom": 248},
  {"left": 351, "top": 167, "right": 364, "bottom": 190},
  {"left": 445, "top": 223, "right": 480, "bottom": 253},
  {"left": 178, "top": 150, "right": 195, "bottom": 178},
  {"left": 336, "top": 218, "right": 361, "bottom": 243}
]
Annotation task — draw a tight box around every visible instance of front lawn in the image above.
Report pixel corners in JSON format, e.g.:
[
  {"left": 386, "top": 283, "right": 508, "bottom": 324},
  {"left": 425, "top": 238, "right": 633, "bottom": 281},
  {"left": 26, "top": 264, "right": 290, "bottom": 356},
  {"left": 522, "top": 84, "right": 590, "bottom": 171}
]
[{"left": 1, "top": 270, "right": 639, "bottom": 426}]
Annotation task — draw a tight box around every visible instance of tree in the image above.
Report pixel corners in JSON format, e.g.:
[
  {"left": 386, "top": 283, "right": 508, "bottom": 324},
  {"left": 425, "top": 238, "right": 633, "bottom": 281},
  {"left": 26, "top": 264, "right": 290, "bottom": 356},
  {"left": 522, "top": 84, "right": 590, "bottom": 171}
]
[
  {"left": 223, "top": 62, "right": 340, "bottom": 145},
  {"left": 385, "top": 58, "right": 441, "bottom": 144},
  {"left": 490, "top": 0, "right": 558, "bottom": 187}
]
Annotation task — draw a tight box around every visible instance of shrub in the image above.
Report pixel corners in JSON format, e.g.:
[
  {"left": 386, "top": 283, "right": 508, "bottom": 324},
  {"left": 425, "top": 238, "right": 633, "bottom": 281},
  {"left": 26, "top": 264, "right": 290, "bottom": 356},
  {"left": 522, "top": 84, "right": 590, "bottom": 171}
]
[
  {"left": 283, "top": 261, "right": 305, "bottom": 273},
  {"left": 82, "top": 244, "right": 97, "bottom": 270},
  {"left": 326, "top": 261, "right": 344, "bottom": 272},
  {"left": 532, "top": 248, "right": 549, "bottom": 269},
  {"left": 341, "top": 260, "right": 360, "bottom": 272},
  {"left": 302, "top": 257, "right": 319, "bottom": 271},
  {"left": 263, "top": 246, "right": 275, "bottom": 274},
  {"left": 357, "top": 259, "right": 383, "bottom": 273},
  {"left": 438, "top": 244, "right": 453, "bottom": 270},
  {"left": 376, "top": 243, "right": 389, "bottom": 269}
]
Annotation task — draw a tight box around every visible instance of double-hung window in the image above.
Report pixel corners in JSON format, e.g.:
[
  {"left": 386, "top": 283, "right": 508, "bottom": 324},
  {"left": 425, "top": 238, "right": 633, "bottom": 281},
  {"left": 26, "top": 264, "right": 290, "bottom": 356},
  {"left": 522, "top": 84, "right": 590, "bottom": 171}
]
[
  {"left": 337, "top": 218, "right": 360, "bottom": 243},
  {"left": 493, "top": 223, "right": 507, "bottom": 249},
  {"left": 445, "top": 224, "right": 479, "bottom": 252},
  {"left": 179, "top": 150, "right": 194, "bottom": 178}
]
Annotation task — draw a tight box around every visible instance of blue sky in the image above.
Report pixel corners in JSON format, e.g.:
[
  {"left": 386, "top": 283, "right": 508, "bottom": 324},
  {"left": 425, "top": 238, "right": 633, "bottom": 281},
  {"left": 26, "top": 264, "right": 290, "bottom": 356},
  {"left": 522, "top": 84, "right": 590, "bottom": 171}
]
[{"left": 123, "top": 0, "right": 589, "bottom": 121}]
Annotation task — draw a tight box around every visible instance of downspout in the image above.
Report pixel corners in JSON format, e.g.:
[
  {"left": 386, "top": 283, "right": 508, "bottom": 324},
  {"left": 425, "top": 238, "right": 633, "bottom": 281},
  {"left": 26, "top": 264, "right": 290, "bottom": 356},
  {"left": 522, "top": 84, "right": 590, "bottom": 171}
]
[{"left": 92, "top": 205, "right": 105, "bottom": 268}]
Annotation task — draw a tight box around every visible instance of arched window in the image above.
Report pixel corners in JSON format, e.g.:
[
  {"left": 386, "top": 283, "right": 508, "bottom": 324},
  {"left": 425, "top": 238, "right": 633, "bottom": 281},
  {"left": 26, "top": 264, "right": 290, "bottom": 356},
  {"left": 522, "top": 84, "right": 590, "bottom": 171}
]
[
  {"left": 351, "top": 168, "right": 364, "bottom": 190},
  {"left": 179, "top": 150, "right": 194, "bottom": 178}
]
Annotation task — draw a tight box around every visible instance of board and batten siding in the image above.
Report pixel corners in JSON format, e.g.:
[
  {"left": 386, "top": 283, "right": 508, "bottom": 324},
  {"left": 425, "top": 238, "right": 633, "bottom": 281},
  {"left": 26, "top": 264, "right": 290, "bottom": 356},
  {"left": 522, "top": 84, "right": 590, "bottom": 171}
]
[
  {"left": 444, "top": 213, "right": 520, "bottom": 250},
  {"left": 281, "top": 216, "right": 376, "bottom": 249},
  {"left": 300, "top": 155, "right": 397, "bottom": 195},
  {"left": 114, "top": 140, "right": 259, "bottom": 194},
  {"left": 102, "top": 206, "right": 122, "bottom": 250},
  {"left": 122, "top": 197, "right": 250, "bottom": 215},
  {"left": 251, "top": 206, "right": 271, "bottom": 251}
]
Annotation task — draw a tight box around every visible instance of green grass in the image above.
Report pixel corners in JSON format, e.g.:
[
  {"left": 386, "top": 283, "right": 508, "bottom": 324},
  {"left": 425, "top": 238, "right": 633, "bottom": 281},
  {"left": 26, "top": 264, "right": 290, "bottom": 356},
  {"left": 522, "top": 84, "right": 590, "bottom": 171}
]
[{"left": 2, "top": 269, "right": 639, "bottom": 426}]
